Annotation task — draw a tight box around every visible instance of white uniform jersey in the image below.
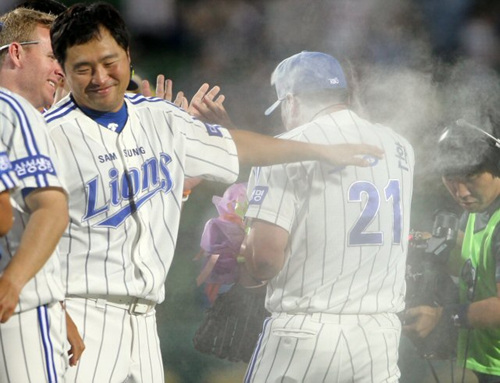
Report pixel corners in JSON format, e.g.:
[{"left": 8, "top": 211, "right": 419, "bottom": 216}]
[
  {"left": 246, "top": 109, "right": 414, "bottom": 315},
  {"left": 0, "top": 142, "right": 19, "bottom": 192},
  {"left": 44, "top": 93, "right": 239, "bottom": 304},
  {"left": 0, "top": 88, "right": 66, "bottom": 312}
]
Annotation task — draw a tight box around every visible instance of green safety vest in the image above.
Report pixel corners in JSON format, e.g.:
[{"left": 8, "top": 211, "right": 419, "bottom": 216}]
[{"left": 459, "top": 209, "right": 500, "bottom": 375}]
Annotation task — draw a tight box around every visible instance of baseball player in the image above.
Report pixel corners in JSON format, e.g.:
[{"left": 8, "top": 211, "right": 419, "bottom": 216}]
[
  {"left": 0, "top": 7, "right": 87, "bottom": 381},
  {"left": 0, "top": 143, "right": 18, "bottom": 236},
  {"left": 45, "top": 4, "right": 383, "bottom": 382},
  {"left": 242, "top": 52, "right": 415, "bottom": 382}
]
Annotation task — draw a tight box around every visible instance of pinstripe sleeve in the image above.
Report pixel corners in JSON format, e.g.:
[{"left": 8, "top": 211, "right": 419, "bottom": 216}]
[
  {"left": 246, "top": 163, "right": 296, "bottom": 232},
  {"left": 0, "top": 91, "right": 64, "bottom": 193},
  {"left": 0, "top": 147, "right": 19, "bottom": 192}
]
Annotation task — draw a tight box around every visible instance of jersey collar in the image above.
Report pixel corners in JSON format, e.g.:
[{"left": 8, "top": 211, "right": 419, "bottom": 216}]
[{"left": 75, "top": 96, "right": 129, "bottom": 134}]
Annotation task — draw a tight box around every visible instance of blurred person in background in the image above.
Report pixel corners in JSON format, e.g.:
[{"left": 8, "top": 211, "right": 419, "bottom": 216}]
[{"left": 404, "top": 119, "right": 500, "bottom": 383}]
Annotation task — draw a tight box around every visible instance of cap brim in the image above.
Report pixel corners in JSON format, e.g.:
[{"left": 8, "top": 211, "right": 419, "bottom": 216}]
[{"left": 264, "top": 99, "right": 281, "bottom": 116}]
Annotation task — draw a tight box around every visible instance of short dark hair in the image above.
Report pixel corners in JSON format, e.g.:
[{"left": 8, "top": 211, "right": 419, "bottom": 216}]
[
  {"left": 15, "top": 0, "right": 67, "bottom": 16},
  {"left": 438, "top": 121, "right": 500, "bottom": 178},
  {"left": 50, "top": 2, "right": 130, "bottom": 67}
]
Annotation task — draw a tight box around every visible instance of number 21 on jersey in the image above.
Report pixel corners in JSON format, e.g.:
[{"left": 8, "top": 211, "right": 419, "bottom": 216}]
[{"left": 348, "top": 179, "right": 402, "bottom": 246}]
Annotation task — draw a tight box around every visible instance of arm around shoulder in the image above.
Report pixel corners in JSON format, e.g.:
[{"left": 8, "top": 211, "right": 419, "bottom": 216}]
[{"left": 229, "top": 129, "right": 384, "bottom": 168}]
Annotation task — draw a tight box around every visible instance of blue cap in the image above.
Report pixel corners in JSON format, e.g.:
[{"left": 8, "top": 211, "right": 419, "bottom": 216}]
[{"left": 265, "top": 51, "right": 348, "bottom": 116}]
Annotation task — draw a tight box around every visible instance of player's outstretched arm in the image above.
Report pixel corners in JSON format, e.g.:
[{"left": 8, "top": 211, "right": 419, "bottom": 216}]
[
  {"left": 0, "top": 191, "right": 13, "bottom": 236},
  {"left": 193, "top": 90, "right": 383, "bottom": 166},
  {"left": 231, "top": 129, "right": 383, "bottom": 167},
  {"left": 0, "top": 187, "right": 68, "bottom": 323}
]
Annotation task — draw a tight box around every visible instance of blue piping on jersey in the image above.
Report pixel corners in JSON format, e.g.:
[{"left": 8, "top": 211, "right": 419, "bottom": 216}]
[
  {"left": 0, "top": 91, "right": 52, "bottom": 186},
  {"left": 0, "top": 92, "right": 41, "bottom": 157},
  {"left": 126, "top": 93, "right": 178, "bottom": 108},
  {"left": 37, "top": 305, "right": 58, "bottom": 383},
  {"left": 244, "top": 316, "right": 272, "bottom": 383},
  {"left": 44, "top": 101, "right": 78, "bottom": 124}
]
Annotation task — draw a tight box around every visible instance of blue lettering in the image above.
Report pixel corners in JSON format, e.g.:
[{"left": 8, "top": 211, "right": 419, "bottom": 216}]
[
  {"left": 109, "top": 168, "right": 120, "bottom": 206},
  {"left": 98, "top": 153, "right": 117, "bottom": 163},
  {"left": 159, "top": 153, "right": 173, "bottom": 192},
  {"left": 142, "top": 158, "right": 159, "bottom": 191},
  {"left": 82, "top": 153, "right": 175, "bottom": 228},
  {"left": 123, "top": 147, "right": 146, "bottom": 158},
  {"left": 121, "top": 168, "right": 141, "bottom": 200},
  {"left": 83, "top": 177, "right": 109, "bottom": 221}
]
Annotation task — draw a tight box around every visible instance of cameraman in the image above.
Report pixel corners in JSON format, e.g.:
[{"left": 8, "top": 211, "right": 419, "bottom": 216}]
[{"left": 404, "top": 119, "right": 500, "bottom": 382}]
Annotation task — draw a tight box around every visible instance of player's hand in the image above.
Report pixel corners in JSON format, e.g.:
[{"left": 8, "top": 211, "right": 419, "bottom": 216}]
[
  {"left": 0, "top": 274, "right": 21, "bottom": 323},
  {"left": 154, "top": 75, "right": 189, "bottom": 108},
  {"left": 65, "top": 310, "right": 85, "bottom": 366},
  {"left": 190, "top": 84, "right": 233, "bottom": 127},
  {"left": 402, "top": 305, "right": 443, "bottom": 338},
  {"left": 320, "top": 143, "right": 384, "bottom": 167},
  {"left": 141, "top": 75, "right": 190, "bottom": 108}
]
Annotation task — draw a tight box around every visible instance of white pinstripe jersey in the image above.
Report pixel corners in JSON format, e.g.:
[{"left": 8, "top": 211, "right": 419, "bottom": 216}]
[
  {"left": 44, "top": 93, "right": 239, "bottom": 303},
  {"left": 246, "top": 109, "right": 414, "bottom": 315},
  {"left": 0, "top": 142, "right": 19, "bottom": 192},
  {"left": 0, "top": 88, "right": 66, "bottom": 313}
]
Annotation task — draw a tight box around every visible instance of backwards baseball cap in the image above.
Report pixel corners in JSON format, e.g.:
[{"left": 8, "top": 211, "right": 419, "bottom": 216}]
[{"left": 265, "top": 51, "right": 348, "bottom": 116}]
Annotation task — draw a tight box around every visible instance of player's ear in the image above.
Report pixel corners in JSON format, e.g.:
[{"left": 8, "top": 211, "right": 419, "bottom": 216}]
[{"left": 7, "top": 43, "right": 23, "bottom": 67}]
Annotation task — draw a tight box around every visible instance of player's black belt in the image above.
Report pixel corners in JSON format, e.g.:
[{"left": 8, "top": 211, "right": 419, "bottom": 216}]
[{"left": 67, "top": 294, "right": 156, "bottom": 315}]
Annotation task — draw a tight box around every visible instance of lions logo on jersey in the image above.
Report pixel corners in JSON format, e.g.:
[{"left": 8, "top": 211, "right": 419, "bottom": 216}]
[{"left": 82, "top": 152, "right": 173, "bottom": 228}]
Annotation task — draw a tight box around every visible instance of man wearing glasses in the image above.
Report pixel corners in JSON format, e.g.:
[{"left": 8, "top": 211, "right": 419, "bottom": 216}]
[
  {"left": 0, "top": 7, "right": 83, "bottom": 382},
  {"left": 404, "top": 119, "right": 500, "bottom": 383}
]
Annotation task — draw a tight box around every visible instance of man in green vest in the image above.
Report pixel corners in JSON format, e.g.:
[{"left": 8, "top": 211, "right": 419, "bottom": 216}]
[{"left": 404, "top": 119, "right": 500, "bottom": 382}]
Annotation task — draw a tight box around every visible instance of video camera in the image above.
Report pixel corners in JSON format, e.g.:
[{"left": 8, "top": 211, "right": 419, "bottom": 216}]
[{"left": 404, "top": 210, "right": 460, "bottom": 360}]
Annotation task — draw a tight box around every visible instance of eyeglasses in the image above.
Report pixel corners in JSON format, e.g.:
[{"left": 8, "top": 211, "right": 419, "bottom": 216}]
[{"left": 0, "top": 40, "right": 39, "bottom": 53}]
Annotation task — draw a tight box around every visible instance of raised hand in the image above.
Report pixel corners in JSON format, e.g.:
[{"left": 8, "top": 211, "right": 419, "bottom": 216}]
[{"left": 191, "top": 85, "right": 234, "bottom": 128}]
